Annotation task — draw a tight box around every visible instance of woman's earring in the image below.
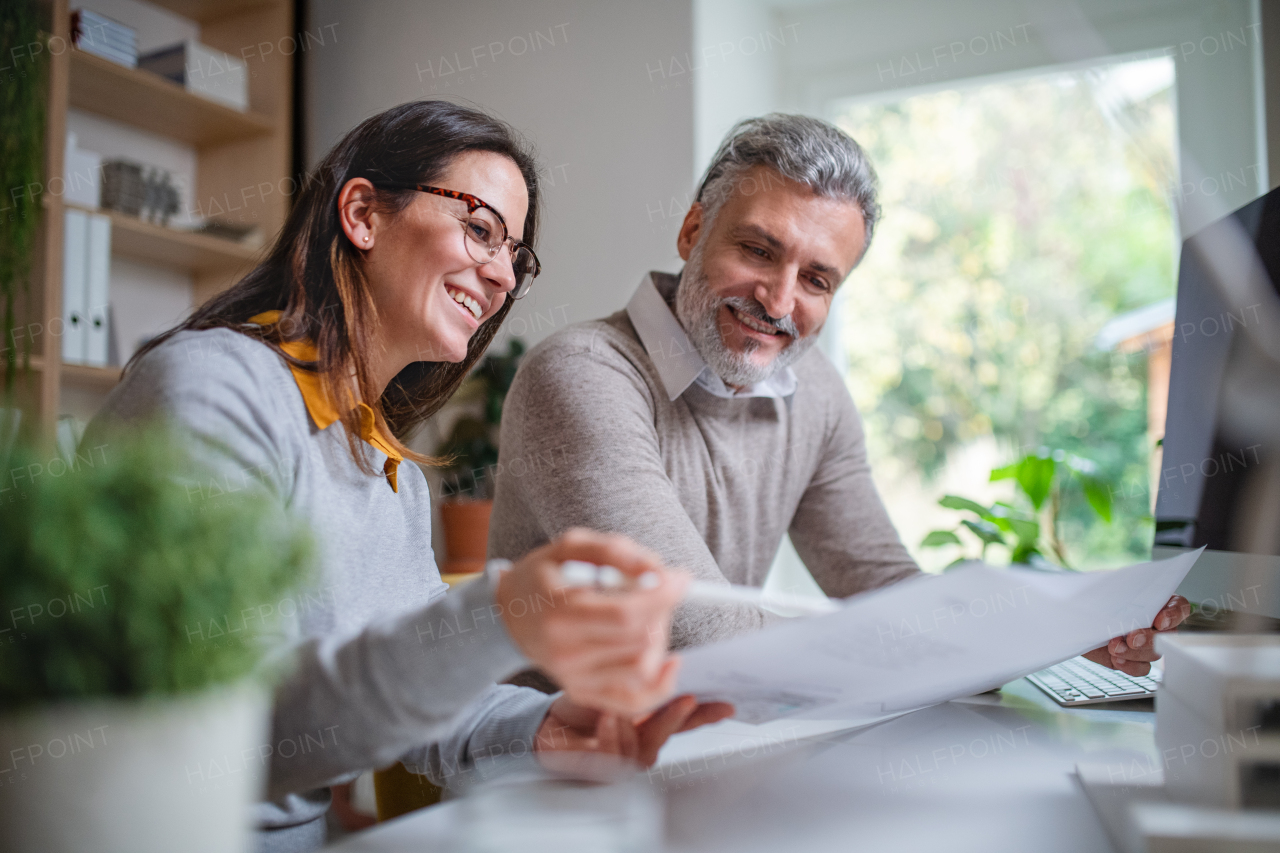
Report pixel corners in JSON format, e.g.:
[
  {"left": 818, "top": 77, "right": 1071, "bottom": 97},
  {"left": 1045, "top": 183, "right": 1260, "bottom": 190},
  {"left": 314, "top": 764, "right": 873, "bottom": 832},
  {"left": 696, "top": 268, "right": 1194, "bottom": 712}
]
[{"left": 363, "top": 235, "right": 370, "bottom": 244}]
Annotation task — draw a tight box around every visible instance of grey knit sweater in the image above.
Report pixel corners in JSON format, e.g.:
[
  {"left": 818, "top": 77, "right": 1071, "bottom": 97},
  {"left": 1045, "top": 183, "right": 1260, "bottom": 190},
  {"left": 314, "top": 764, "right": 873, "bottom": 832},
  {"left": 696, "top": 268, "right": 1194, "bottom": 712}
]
[
  {"left": 490, "top": 272, "right": 921, "bottom": 650},
  {"left": 87, "top": 328, "right": 554, "bottom": 853}
]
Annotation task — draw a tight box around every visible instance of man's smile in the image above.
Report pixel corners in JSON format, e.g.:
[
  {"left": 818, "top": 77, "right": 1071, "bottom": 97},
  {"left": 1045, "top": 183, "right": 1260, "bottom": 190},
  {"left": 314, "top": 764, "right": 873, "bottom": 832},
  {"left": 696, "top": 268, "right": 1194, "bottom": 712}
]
[{"left": 727, "top": 304, "right": 788, "bottom": 338}]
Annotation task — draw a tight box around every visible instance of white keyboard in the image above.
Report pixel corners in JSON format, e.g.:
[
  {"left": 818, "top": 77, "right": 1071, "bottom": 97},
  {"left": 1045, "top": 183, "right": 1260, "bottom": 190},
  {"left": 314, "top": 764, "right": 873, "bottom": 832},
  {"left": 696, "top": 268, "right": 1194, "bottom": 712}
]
[{"left": 1026, "top": 656, "right": 1161, "bottom": 706}]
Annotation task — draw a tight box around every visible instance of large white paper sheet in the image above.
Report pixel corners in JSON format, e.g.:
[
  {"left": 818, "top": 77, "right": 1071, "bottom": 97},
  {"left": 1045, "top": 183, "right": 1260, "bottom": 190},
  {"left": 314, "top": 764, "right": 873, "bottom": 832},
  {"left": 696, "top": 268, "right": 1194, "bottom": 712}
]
[{"left": 678, "top": 549, "right": 1203, "bottom": 723}]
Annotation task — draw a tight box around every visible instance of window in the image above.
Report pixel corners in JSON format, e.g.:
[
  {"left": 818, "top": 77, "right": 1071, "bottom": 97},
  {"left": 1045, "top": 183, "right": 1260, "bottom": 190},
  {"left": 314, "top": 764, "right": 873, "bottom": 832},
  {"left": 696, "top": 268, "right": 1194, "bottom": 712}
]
[{"left": 834, "top": 57, "right": 1178, "bottom": 570}]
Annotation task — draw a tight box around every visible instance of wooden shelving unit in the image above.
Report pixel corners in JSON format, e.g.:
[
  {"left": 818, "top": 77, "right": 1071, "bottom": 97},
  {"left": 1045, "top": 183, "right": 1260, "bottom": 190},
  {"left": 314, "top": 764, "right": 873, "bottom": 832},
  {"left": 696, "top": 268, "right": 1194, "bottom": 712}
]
[
  {"left": 64, "top": 202, "right": 261, "bottom": 275},
  {"left": 68, "top": 48, "right": 275, "bottom": 147},
  {"left": 11, "top": 0, "right": 293, "bottom": 437},
  {"left": 28, "top": 356, "right": 123, "bottom": 394}
]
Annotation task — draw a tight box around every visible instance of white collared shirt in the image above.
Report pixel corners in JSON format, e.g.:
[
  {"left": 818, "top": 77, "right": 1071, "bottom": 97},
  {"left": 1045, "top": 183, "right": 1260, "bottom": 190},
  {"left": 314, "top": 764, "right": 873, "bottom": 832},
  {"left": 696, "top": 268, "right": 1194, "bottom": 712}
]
[{"left": 625, "top": 272, "right": 798, "bottom": 402}]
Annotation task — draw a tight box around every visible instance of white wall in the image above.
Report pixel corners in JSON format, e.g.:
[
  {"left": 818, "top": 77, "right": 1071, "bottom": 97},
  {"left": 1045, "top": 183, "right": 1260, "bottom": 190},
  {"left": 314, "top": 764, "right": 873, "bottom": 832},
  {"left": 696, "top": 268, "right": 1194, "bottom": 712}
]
[
  {"left": 696, "top": 0, "right": 1266, "bottom": 237},
  {"left": 305, "top": 0, "right": 695, "bottom": 350}
]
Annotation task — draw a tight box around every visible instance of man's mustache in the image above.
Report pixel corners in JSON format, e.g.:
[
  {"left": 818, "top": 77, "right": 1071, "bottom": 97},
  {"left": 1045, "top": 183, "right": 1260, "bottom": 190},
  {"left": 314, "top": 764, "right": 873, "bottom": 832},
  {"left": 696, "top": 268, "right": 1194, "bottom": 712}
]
[{"left": 721, "top": 297, "right": 800, "bottom": 338}]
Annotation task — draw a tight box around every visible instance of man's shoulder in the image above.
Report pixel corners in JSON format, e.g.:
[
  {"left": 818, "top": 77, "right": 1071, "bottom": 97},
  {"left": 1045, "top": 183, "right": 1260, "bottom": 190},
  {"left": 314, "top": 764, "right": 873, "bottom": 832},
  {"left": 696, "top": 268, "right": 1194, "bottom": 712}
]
[
  {"left": 526, "top": 310, "right": 639, "bottom": 357},
  {"left": 520, "top": 310, "right": 653, "bottom": 379}
]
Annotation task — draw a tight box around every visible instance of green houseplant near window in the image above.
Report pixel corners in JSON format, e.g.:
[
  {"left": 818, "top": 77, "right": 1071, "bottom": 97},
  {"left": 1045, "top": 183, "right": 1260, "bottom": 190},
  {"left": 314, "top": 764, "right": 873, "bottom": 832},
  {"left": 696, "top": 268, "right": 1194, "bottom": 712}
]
[
  {"left": 434, "top": 339, "right": 524, "bottom": 574},
  {"left": 0, "top": 427, "right": 314, "bottom": 853},
  {"left": 921, "top": 448, "right": 1115, "bottom": 569}
]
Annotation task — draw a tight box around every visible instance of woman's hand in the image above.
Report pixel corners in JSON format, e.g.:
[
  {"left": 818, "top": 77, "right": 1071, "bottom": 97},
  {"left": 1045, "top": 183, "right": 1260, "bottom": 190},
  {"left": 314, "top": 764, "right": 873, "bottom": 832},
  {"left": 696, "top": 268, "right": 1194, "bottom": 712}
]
[
  {"left": 495, "top": 528, "right": 689, "bottom": 716},
  {"left": 534, "top": 694, "right": 736, "bottom": 769}
]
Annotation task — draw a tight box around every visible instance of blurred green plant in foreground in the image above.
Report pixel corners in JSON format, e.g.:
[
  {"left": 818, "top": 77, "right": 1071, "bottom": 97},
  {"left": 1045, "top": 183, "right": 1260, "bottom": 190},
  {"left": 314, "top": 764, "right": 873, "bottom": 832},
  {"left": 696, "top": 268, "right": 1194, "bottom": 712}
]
[
  {"left": 0, "top": 426, "right": 314, "bottom": 708},
  {"left": 921, "top": 448, "right": 1115, "bottom": 569}
]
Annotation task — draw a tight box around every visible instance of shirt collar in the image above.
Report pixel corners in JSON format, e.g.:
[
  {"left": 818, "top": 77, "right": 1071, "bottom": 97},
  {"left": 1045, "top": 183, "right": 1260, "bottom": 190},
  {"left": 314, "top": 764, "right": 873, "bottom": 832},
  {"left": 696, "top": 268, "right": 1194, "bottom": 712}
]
[
  {"left": 249, "top": 311, "right": 402, "bottom": 492},
  {"left": 625, "top": 272, "right": 798, "bottom": 402}
]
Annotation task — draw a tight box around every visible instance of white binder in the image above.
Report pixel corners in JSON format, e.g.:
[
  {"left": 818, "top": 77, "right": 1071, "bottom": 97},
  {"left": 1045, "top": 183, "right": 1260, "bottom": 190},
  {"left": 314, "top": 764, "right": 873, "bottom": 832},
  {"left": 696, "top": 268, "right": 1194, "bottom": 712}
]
[
  {"left": 84, "top": 213, "right": 112, "bottom": 367},
  {"left": 61, "top": 209, "right": 88, "bottom": 364}
]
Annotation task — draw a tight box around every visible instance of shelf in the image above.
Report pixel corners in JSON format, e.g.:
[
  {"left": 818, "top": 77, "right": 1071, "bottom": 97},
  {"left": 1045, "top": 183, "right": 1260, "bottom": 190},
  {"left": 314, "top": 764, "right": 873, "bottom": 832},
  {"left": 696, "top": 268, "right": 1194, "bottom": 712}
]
[
  {"left": 28, "top": 356, "right": 122, "bottom": 393},
  {"left": 68, "top": 48, "right": 274, "bottom": 147},
  {"left": 149, "top": 0, "right": 280, "bottom": 22},
  {"left": 66, "top": 203, "right": 261, "bottom": 274}
]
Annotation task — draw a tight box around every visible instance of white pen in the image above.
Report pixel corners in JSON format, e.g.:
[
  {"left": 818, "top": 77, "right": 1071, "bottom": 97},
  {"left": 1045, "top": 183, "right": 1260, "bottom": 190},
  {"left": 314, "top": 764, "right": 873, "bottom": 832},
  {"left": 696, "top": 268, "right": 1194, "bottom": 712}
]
[{"left": 559, "top": 560, "right": 841, "bottom": 616}]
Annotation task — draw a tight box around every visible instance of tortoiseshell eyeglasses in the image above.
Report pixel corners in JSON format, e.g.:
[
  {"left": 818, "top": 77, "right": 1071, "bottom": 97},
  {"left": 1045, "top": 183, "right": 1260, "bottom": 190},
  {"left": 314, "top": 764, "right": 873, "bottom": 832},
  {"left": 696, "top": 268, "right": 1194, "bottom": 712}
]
[{"left": 376, "top": 183, "right": 541, "bottom": 299}]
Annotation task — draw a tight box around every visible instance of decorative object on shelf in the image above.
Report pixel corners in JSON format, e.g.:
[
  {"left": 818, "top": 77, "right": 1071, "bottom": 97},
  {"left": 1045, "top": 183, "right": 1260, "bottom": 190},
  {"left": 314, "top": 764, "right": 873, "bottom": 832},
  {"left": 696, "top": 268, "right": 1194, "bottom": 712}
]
[
  {"left": 190, "top": 218, "right": 265, "bottom": 246},
  {"left": 63, "top": 132, "right": 101, "bottom": 208},
  {"left": 60, "top": 208, "right": 111, "bottom": 367},
  {"left": 100, "top": 159, "right": 144, "bottom": 215},
  {"left": 436, "top": 338, "right": 525, "bottom": 573},
  {"left": 101, "top": 159, "right": 180, "bottom": 225},
  {"left": 139, "top": 40, "right": 249, "bottom": 112},
  {"left": 70, "top": 7, "right": 136, "bottom": 68},
  {"left": 0, "top": 427, "right": 314, "bottom": 853},
  {"left": 920, "top": 447, "right": 1115, "bottom": 569},
  {"left": 0, "top": 0, "right": 45, "bottom": 388}
]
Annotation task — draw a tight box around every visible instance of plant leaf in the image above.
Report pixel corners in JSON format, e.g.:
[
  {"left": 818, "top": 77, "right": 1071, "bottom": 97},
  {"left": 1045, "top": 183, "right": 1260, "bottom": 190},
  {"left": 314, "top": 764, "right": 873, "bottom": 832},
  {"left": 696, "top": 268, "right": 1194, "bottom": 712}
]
[
  {"left": 921, "top": 529, "right": 963, "bottom": 547},
  {"left": 1009, "top": 518, "right": 1040, "bottom": 542},
  {"left": 989, "top": 463, "right": 1017, "bottom": 482},
  {"left": 960, "top": 518, "right": 1005, "bottom": 546},
  {"left": 938, "top": 495, "right": 992, "bottom": 518},
  {"left": 1081, "top": 476, "right": 1113, "bottom": 523},
  {"left": 1016, "top": 455, "right": 1056, "bottom": 510},
  {"left": 1010, "top": 540, "right": 1042, "bottom": 564}
]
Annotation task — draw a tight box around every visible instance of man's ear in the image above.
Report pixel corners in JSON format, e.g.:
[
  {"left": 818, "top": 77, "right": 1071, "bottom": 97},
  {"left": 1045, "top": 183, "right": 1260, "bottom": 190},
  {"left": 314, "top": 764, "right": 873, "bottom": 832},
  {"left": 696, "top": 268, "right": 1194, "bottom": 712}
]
[
  {"left": 676, "top": 202, "right": 705, "bottom": 261},
  {"left": 337, "top": 177, "right": 378, "bottom": 249}
]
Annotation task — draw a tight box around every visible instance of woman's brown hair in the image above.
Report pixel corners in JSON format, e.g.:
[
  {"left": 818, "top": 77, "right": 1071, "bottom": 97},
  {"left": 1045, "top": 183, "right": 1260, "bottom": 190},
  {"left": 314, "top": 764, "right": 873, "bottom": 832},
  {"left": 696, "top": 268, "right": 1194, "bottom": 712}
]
[{"left": 127, "top": 100, "right": 540, "bottom": 473}]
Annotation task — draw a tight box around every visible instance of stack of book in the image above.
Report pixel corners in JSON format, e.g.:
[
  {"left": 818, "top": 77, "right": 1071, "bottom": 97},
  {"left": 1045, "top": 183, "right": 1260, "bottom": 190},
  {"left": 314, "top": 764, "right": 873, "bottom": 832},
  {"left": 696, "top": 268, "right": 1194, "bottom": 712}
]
[
  {"left": 139, "top": 41, "right": 249, "bottom": 111},
  {"left": 71, "top": 8, "right": 137, "bottom": 68}
]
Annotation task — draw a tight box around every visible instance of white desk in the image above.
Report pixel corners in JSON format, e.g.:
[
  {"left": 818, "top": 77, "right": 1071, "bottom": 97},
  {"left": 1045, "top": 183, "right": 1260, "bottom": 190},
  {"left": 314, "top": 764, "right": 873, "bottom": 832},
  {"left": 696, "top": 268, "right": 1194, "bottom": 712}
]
[{"left": 326, "top": 679, "right": 1155, "bottom": 852}]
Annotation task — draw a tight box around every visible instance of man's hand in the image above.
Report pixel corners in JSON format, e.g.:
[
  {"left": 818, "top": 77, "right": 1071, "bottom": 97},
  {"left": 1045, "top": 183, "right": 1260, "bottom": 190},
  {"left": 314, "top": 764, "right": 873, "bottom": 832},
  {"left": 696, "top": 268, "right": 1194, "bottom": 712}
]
[
  {"left": 534, "top": 694, "right": 735, "bottom": 769},
  {"left": 496, "top": 528, "right": 689, "bottom": 716},
  {"left": 1082, "top": 595, "right": 1192, "bottom": 676}
]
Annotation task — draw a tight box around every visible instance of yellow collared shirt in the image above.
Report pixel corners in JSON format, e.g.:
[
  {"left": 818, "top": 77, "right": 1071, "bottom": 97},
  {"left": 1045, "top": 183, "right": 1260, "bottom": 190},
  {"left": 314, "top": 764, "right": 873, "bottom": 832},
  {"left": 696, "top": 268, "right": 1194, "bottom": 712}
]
[{"left": 249, "top": 311, "right": 402, "bottom": 492}]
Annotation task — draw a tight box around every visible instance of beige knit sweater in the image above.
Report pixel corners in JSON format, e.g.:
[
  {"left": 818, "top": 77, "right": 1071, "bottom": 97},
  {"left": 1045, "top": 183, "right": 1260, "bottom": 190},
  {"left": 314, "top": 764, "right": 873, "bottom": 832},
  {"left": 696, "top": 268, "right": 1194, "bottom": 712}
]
[{"left": 489, "top": 272, "right": 920, "bottom": 649}]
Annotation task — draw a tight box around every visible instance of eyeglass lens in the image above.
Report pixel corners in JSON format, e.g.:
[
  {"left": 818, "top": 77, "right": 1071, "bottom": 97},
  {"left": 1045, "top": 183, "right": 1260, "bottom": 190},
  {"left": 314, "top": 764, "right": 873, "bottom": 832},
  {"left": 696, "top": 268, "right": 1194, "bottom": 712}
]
[{"left": 460, "top": 209, "right": 536, "bottom": 296}]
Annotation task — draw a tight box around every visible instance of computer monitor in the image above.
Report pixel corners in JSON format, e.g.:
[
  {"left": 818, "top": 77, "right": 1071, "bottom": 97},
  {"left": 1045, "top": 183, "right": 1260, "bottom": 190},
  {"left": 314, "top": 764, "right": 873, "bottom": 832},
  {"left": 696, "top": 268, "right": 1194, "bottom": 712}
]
[{"left": 1155, "top": 185, "right": 1280, "bottom": 622}]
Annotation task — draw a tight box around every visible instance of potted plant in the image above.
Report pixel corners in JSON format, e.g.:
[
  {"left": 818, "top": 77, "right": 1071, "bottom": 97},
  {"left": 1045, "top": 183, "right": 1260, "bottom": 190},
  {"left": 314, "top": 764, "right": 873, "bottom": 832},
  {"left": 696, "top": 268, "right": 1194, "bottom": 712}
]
[
  {"left": 920, "top": 447, "right": 1114, "bottom": 569},
  {"left": 435, "top": 338, "right": 524, "bottom": 575},
  {"left": 0, "top": 427, "right": 313, "bottom": 853}
]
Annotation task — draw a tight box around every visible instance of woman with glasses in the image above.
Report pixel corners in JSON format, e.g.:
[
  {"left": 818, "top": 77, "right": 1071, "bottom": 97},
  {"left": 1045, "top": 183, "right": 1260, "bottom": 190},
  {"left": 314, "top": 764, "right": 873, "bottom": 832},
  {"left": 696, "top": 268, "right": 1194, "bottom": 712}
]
[{"left": 90, "top": 101, "right": 730, "bottom": 852}]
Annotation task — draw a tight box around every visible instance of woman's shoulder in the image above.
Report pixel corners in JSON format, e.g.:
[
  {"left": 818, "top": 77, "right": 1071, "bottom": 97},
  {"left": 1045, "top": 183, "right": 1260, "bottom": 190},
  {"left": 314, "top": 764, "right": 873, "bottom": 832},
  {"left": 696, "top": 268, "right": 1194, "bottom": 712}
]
[{"left": 100, "top": 326, "right": 301, "bottom": 431}]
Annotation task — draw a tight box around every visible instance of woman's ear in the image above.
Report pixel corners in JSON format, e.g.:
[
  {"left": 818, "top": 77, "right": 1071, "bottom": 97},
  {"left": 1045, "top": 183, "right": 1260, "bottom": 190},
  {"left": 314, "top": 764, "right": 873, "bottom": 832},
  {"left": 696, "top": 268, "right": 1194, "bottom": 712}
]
[{"left": 337, "top": 178, "right": 378, "bottom": 249}]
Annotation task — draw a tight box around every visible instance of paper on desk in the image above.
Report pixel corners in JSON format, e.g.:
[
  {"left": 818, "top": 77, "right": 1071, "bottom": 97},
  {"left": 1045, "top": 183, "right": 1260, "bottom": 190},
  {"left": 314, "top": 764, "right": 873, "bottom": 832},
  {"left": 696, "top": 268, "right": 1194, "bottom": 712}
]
[{"left": 677, "top": 549, "right": 1203, "bottom": 723}]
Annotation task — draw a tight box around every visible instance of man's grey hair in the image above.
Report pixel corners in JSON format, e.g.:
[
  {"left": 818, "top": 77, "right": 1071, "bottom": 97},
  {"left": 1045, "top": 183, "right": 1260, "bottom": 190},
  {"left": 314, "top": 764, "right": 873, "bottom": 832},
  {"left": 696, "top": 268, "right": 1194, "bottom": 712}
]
[{"left": 694, "top": 113, "right": 880, "bottom": 253}]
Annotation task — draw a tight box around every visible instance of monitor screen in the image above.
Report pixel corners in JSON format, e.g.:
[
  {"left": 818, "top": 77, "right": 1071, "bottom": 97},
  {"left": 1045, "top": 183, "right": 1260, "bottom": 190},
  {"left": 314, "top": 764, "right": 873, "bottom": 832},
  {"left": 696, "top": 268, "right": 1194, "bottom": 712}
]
[{"left": 1155, "top": 186, "right": 1280, "bottom": 619}]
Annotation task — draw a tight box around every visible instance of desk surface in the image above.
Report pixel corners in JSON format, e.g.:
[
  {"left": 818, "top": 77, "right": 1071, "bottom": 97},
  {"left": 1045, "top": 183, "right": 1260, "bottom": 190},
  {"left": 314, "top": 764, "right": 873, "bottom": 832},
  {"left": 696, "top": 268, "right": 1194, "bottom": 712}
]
[{"left": 327, "top": 679, "right": 1155, "bottom": 853}]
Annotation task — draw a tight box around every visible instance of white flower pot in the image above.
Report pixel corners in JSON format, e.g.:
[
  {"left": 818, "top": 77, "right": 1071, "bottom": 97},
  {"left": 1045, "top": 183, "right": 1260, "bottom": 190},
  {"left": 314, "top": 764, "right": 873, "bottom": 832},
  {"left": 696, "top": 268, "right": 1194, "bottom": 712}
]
[{"left": 0, "top": 684, "right": 268, "bottom": 853}]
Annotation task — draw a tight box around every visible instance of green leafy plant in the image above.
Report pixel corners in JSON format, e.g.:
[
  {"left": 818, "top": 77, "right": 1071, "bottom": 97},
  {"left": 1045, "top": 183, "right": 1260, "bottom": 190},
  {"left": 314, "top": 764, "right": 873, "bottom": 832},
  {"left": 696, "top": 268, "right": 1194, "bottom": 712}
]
[
  {"left": 921, "top": 448, "right": 1114, "bottom": 569},
  {"left": 1, "top": 1, "right": 46, "bottom": 387},
  {"left": 0, "top": 426, "right": 315, "bottom": 707},
  {"left": 436, "top": 338, "right": 524, "bottom": 499}
]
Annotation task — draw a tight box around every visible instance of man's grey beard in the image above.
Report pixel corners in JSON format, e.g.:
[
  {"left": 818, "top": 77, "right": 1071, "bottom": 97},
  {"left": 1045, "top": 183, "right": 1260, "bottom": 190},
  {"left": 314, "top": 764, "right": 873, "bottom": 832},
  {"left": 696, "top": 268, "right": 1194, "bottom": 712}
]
[{"left": 674, "top": 241, "right": 819, "bottom": 387}]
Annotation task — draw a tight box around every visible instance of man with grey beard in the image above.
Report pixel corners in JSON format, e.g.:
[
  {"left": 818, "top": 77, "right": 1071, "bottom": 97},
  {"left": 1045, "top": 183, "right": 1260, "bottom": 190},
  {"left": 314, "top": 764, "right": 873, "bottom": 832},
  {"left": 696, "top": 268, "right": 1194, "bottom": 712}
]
[
  {"left": 486, "top": 113, "right": 917, "bottom": 651},
  {"left": 488, "top": 114, "right": 1187, "bottom": 671}
]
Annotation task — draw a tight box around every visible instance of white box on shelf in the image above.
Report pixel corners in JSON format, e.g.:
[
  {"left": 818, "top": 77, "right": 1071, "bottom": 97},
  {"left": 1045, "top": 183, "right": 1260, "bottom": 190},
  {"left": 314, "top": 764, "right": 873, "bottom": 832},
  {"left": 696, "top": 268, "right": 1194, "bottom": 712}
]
[
  {"left": 61, "top": 209, "right": 89, "bottom": 364},
  {"left": 64, "top": 133, "right": 101, "bottom": 209},
  {"left": 1155, "top": 633, "right": 1280, "bottom": 810},
  {"left": 138, "top": 41, "right": 249, "bottom": 112},
  {"left": 84, "top": 213, "right": 112, "bottom": 368}
]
